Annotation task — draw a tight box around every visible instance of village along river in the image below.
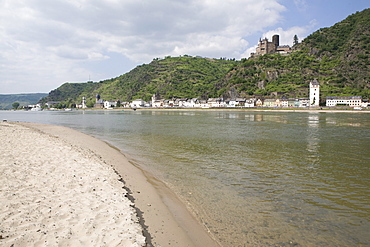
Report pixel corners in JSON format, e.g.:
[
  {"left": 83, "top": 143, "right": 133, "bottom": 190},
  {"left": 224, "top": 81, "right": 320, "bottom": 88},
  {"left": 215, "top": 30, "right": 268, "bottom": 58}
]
[{"left": 1, "top": 110, "right": 369, "bottom": 246}]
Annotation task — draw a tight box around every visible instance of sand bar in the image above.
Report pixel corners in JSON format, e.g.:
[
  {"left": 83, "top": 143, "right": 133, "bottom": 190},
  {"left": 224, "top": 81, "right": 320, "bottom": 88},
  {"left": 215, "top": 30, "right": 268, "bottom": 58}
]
[{"left": 0, "top": 121, "right": 219, "bottom": 247}]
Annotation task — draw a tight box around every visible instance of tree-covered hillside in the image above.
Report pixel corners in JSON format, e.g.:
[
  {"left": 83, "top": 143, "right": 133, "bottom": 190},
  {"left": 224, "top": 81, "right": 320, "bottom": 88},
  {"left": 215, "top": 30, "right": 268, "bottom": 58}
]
[
  {"left": 98, "top": 56, "right": 236, "bottom": 101},
  {"left": 302, "top": 8, "right": 369, "bottom": 96},
  {"left": 41, "top": 8, "right": 369, "bottom": 106},
  {"left": 0, "top": 93, "right": 48, "bottom": 110},
  {"left": 223, "top": 8, "right": 370, "bottom": 103},
  {"left": 41, "top": 56, "right": 236, "bottom": 106}
]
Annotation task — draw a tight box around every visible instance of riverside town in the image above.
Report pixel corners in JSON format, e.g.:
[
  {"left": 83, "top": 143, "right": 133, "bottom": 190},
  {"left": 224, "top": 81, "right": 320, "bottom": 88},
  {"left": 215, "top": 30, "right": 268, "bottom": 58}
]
[{"left": 30, "top": 79, "right": 368, "bottom": 111}]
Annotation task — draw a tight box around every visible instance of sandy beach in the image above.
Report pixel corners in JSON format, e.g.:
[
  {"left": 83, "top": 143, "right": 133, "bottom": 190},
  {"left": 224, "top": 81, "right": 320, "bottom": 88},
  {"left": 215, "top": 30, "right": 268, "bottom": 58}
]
[{"left": 0, "top": 121, "right": 219, "bottom": 247}]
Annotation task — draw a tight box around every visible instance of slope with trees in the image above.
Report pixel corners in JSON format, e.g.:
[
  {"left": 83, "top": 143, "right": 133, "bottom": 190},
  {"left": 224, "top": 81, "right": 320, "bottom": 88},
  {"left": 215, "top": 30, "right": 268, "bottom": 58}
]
[
  {"left": 40, "top": 8, "right": 369, "bottom": 106},
  {"left": 0, "top": 93, "right": 48, "bottom": 110},
  {"left": 221, "top": 8, "right": 369, "bottom": 103}
]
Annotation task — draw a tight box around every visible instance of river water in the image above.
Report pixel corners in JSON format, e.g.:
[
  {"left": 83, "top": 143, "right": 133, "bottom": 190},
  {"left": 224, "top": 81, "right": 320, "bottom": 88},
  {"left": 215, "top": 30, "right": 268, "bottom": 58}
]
[{"left": 1, "top": 110, "right": 369, "bottom": 246}]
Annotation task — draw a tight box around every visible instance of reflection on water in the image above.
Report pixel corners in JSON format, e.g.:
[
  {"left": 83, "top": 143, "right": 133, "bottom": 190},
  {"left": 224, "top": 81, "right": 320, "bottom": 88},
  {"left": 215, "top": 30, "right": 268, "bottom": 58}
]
[
  {"left": 1, "top": 110, "right": 369, "bottom": 246},
  {"left": 307, "top": 114, "right": 320, "bottom": 169}
]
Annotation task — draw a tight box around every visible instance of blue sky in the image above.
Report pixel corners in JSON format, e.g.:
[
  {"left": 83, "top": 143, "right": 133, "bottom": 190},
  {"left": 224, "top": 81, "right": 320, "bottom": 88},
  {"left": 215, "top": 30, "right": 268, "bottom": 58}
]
[{"left": 0, "top": 0, "right": 368, "bottom": 94}]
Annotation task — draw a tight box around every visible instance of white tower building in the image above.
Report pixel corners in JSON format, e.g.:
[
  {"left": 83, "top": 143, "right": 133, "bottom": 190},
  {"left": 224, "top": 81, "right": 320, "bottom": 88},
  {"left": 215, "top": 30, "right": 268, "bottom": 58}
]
[
  {"left": 82, "top": 97, "right": 86, "bottom": 109},
  {"left": 309, "top": 79, "right": 320, "bottom": 107}
]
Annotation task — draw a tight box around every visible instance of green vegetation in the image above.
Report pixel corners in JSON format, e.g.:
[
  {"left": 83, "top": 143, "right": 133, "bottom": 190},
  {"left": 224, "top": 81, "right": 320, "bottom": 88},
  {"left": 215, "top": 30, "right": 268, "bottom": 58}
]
[
  {"left": 0, "top": 93, "right": 48, "bottom": 110},
  {"left": 300, "top": 8, "right": 370, "bottom": 98},
  {"left": 41, "top": 9, "right": 370, "bottom": 105},
  {"left": 41, "top": 56, "right": 236, "bottom": 104},
  {"left": 12, "top": 102, "right": 20, "bottom": 109}
]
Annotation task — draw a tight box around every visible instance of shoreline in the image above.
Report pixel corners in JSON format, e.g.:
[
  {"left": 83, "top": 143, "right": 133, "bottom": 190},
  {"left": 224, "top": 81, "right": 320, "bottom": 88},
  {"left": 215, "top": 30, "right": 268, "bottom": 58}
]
[
  {"left": 4, "top": 107, "right": 370, "bottom": 114},
  {"left": 50, "top": 108, "right": 370, "bottom": 114},
  {"left": 10, "top": 121, "right": 220, "bottom": 247}
]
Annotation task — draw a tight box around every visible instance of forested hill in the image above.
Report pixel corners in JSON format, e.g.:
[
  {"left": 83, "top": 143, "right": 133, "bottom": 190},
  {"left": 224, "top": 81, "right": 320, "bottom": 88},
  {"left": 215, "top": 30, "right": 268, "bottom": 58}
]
[
  {"left": 223, "top": 8, "right": 370, "bottom": 102},
  {"left": 41, "top": 8, "right": 369, "bottom": 106},
  {"left": 0, "top": 93, "right": 48, "bottom": 110},
  {"left": 41, "top": 57, "right": 236, "bottom": 106}
]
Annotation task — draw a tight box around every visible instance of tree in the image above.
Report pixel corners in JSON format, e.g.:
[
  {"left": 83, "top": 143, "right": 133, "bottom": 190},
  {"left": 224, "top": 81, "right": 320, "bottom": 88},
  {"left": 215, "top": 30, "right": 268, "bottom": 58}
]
[
  {"left": 293, "top": 35, "right": 299, "bottom": 46},
  {"left": 86, "top": 101, "right": 94, "bottom": 108},
  {"left": 12, "top": 102, "right": 20, "bottom": 109}
]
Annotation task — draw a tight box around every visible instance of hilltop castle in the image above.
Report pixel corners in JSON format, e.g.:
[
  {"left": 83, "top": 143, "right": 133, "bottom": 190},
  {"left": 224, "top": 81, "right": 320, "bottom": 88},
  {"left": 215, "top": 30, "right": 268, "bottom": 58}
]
[{"left": 250, "top": 35, "right": 291, "bottom": 57}]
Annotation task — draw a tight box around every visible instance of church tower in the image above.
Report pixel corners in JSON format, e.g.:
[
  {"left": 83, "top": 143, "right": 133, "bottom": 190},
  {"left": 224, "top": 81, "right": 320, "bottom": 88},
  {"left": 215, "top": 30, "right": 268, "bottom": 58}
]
[
  {"left": 309, "top": 79, "right": 320, "bottom": 107},
  {"left": 151, "top": 94, "right": 156, "bottom": 105},
  {"left": 82, "top": 96, "right": 86, "bottom": 109}
]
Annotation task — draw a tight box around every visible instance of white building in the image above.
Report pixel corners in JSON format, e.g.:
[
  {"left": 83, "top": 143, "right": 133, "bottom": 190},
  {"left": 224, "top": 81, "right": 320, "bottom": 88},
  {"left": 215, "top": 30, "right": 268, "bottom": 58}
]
[
  {"left": 82, "top": 97, "right": 87, "bottom": 109},
  {"left": 208, "top": 98, "right": 224, "bottom": 107},
  {"left": 298, "top": 98, "right": 310, "bottom": 107},
  {"left": 326, "top": 96, "right": 362, "bottom": 107},
  {"left": 281, "top": 99, "right": 289, "bottom": 108},
  {"left": 177, "top": 98, "right": 188, "bottom": 107},
  {"left": 195, "top": 100, "right": 209, "bottom": 108},
  {"left": 226, "top": 99, "right": 238, "bottom": 107},
  {"left": 130, "top": 99, "right": 145, "bottom": 108},
  {"left": 183, "top": 98, "right": 198, "bottom": 108},
  {"left": 104, "top": 100, "right": 117, "bottom": 109},
  {"left": 309, "top": 79, "right": 320, "bottom": 107},
  {"left": 245, "top": 99, "right": 255, "bottom": 108}
]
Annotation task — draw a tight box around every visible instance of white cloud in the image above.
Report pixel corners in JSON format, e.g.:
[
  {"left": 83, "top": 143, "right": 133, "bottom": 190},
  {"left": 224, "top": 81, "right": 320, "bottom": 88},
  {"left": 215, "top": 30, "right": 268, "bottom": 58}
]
[
  {"left": 241, "top": 45, "right": 258, "bottom": 59},
  {"left": 260, "top": 18, "right": 318, "bottom": 46},
  {"left": 0, "top": 0, "right": 289, "bottom": 93}
]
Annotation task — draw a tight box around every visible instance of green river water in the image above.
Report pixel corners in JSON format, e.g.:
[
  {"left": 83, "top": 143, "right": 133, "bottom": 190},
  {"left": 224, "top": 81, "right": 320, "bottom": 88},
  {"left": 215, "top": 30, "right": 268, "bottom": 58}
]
[{"left": 2, "top": 110, "right": 369, "bottom": 246}]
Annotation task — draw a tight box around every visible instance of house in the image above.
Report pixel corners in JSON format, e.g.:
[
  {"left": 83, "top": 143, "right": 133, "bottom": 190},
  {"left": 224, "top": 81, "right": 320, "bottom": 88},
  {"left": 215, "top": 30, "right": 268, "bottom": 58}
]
[
  {"left": 104, "top": 101, "right": 117, "bottom": 109},
  {"left": 45, "top": 101, "right": 60, "bottom": 108},
  {"left": 184, "top": 98, "right": 198, "bottom": 108},
  {"left": 298, "top": 98, "right": 309, "bottom": 107},
  {"left": 263, "top": 99, "right": 276, "bottom": 107},
  {"left": 152, "top": 99, "right": 164, "bottom": 108},
  {"left": 226, "top": 99, "right": 235, "bottom": 107},
  {"left": 235, "top": 98, "right": 246, "bottom": 107},
  {"left": 255, "top": 99, "right": 263, "bottom": 107},
  {"left": 275, "top": 98, "right": 282, "bottom": 107},
  {"left": 208, "top": 98, "right": 224, "bottom": 107},
  {"left": 361, "top": 99, "right": 369, "bottom": 108},
  {"left": 281, "top": 98, "right": 289, "bottom": 108},
  {"left": 245, "top": 99, "right": 255, "bottom": 108},
  {"left": 151, "top": 94, "right": 164, "bottom": 108},
  {"left": 94, "top": 99, "right": 104, "bottom": 108},
  {"left": 130, "top": 99, "right": 145, "bottom": 108},
  {"left": 287, "top": 98, "right": 298, "bottom": 107},
  {"left": 163, "top": 99, "right": 174, "bottom": 107},
  {"left": 326, "top": 96, "right": 362, "bottom": 107},
  {"left": 30, "top": 104, "right": 42, "bottom": 111},
  {"left": 177, "top": 98, "right": 188, "bottom": 107},
  {"left": 195, "top": 100, "right": 209, "bottom": 108}
]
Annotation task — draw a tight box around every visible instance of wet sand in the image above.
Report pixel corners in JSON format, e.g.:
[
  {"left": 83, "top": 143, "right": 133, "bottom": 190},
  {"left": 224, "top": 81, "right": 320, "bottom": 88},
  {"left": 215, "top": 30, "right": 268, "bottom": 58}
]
[{"left": 0, "top": 121, "right": 219, "bottom": 247}]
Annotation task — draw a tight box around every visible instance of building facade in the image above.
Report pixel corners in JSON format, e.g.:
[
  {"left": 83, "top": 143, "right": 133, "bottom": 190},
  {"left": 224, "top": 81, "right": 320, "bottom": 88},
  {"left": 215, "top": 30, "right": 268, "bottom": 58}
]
[{"left": 326, "top": 96, "right": 362, "bottom": 107}]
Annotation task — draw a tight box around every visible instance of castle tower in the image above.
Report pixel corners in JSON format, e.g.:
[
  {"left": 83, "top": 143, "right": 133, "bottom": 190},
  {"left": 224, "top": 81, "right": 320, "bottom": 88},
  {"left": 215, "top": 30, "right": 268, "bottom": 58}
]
[
  {"left": 309, "top": 79, "right": 320, "bottom": 107},
  {"left": 96, "top": 94, "right": 100, "bottom": 103},
  {"left": 272, "top": 34, "right": 279, "bottom": 48}
]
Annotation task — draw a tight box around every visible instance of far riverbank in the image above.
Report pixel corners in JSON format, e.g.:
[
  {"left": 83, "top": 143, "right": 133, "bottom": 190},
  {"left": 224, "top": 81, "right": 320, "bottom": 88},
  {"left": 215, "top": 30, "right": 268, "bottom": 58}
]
[{"left": 19, "top": 107, "right": 370, "bottom": 113}]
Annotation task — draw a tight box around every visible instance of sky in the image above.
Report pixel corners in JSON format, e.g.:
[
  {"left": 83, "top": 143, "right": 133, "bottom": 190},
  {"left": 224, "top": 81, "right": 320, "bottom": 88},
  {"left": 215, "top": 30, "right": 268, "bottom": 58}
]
[{"left": 0, "top": 0, "right": 369, "bottom": 94}]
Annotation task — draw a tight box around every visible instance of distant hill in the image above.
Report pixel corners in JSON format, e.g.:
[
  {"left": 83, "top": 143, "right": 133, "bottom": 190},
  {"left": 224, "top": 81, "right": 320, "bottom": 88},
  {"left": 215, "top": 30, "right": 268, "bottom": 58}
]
[
  {"left": 41, "top": 8, "right": 370, "bottom": 106},
  {"left": 0, "top": 93, "right": 48, "bottom": 110},
  {"left": 40, "top": 57, "right": 236, "bottom": 106}
]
